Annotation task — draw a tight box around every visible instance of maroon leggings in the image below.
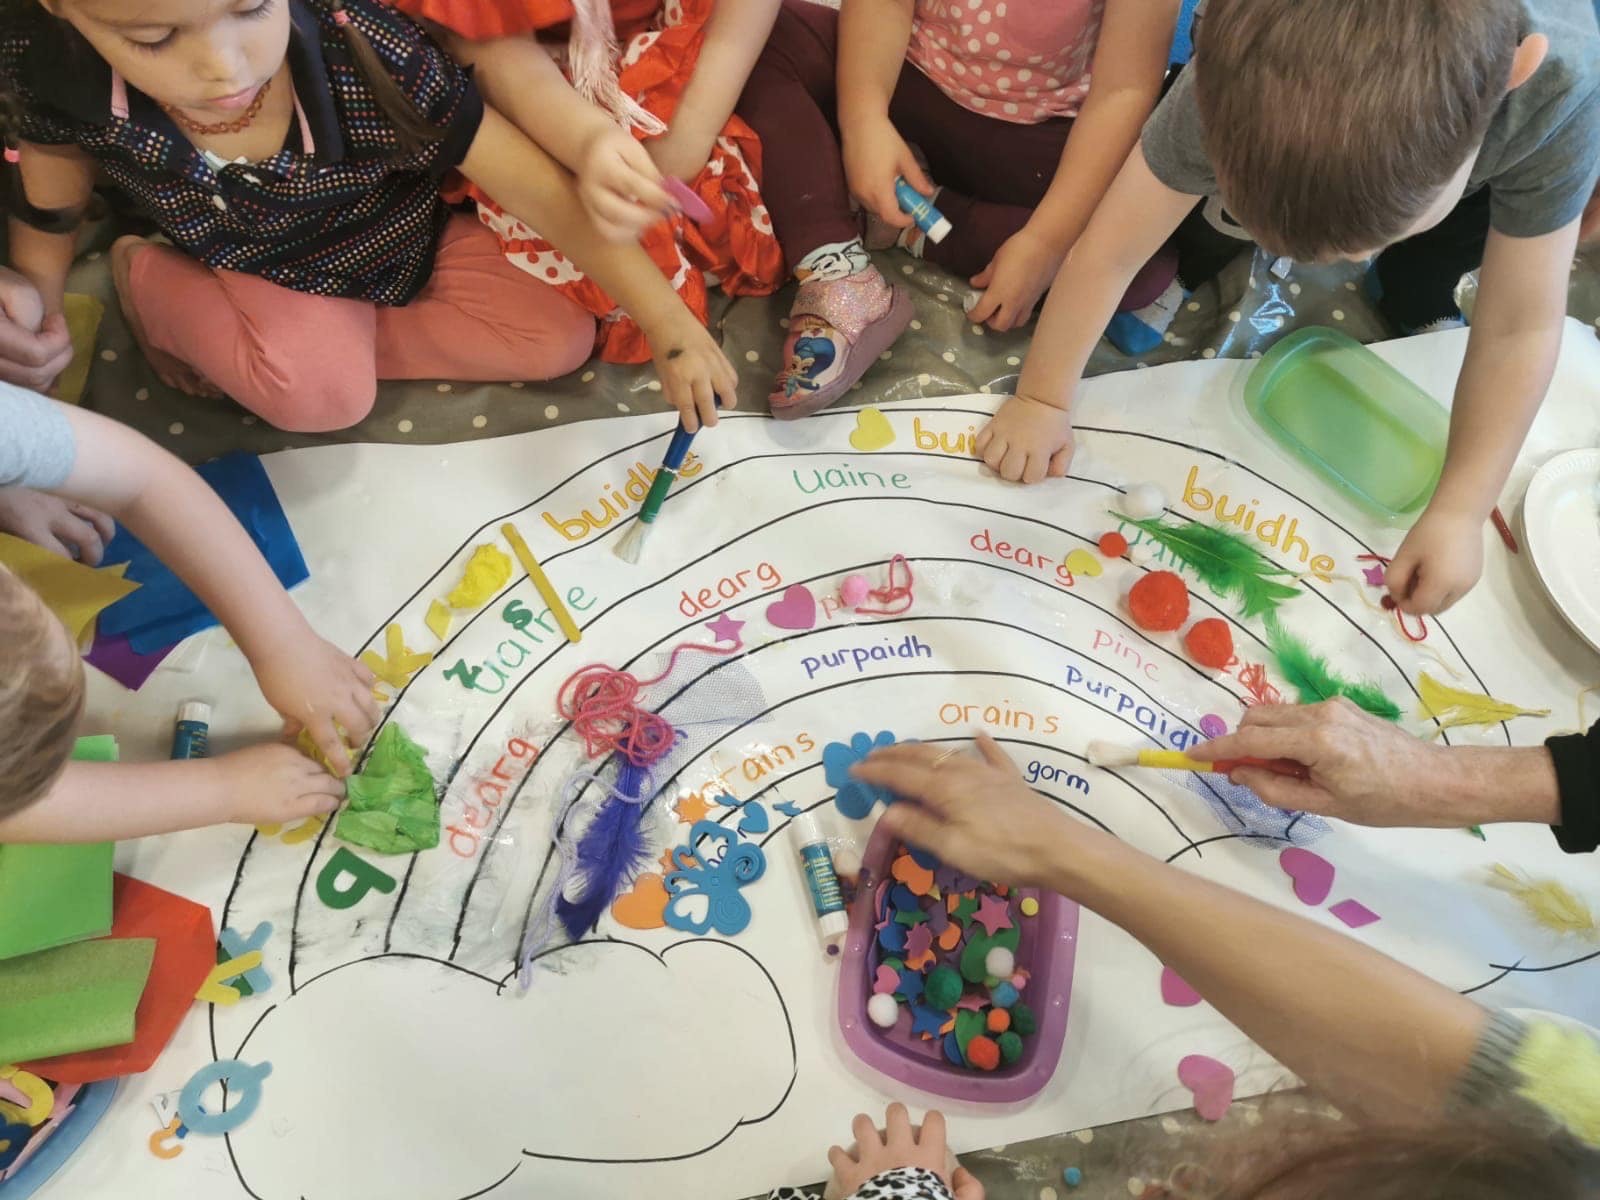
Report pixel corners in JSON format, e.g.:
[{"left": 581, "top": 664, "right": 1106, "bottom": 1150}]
[{"left": 739, "top": 0, "right": 1169, "bottom": 309}]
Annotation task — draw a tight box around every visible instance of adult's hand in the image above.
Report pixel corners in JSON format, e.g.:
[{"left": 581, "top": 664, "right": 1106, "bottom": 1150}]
[{"left": 1202, "top": 699, "right": 1463, "bottom": 827}]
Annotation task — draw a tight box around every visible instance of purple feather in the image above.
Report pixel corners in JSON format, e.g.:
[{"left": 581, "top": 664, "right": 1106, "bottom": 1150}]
[{"left": 554, "top": 759, "right": 655, "bottom": 940}]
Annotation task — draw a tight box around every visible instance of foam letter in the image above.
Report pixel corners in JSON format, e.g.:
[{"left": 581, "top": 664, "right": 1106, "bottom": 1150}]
[{"left": 315, "top": 847, "right": 397, "bottom": 911}]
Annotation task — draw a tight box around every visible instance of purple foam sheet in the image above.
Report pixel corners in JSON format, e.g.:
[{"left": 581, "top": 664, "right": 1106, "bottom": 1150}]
[{"left": 836, "top": 820, "right": 1079, "bottom": 1103}]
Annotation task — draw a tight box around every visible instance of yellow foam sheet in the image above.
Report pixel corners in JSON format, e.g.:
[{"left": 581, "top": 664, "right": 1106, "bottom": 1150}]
[
  {"left": 0, "top": 534, "right": 139, "bottom": 647},
  {"left": 52, "top": 293, "right": 107, "bottom": 406}
]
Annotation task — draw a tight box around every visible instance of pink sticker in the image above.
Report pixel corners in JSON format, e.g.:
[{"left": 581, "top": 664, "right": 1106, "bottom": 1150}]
[
  {"left": 1177, "top": 1054, "right": 1235, "bottom": 1122},
  {"left": 1329, "top": 899, "right": 1380, "bottom": 928},
  {"left": 1160, "top": 966, "right": 1202, "bottom": 1008},
  {"left": 663, "top": 176, "right": 713, "bottom": 225},
  {"left": 1278, "top": 847, "right": 1335, "bottom": 906},
  {"left": 873, "top": 965, "right": 900, "bottom": 995},
  {"left": 765, "top": 585, "right": 818, "bottom": 630}
]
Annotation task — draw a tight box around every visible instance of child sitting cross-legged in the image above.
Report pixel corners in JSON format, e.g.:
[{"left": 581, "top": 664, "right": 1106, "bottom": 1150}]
[
  {"left": 0, "top": 0, "right": 737, "bottom": 434},
  {"left": 0, "top": 384, "right": 376, "bottom": 842}
]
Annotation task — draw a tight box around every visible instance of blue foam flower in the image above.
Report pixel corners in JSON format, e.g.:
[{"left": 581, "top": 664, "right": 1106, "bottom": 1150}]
[{"left": 824, "top": 731, "right": 900, "bottom": 819}]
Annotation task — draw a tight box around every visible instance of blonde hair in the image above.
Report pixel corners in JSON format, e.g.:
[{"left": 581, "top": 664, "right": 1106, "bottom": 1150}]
[
  {"left": 0, "top": 566, "right": 84, "bottom": 818},
  {"left": 1193, "top": 0, "right": 1521, "bottom": 261}
]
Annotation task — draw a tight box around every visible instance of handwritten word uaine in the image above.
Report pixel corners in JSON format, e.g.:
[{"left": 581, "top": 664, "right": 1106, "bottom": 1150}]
[
  {"left": 447, "top": 736, "right": 539, "bottom": 859},
  {"left": 679, "top": 560, "right": 783, "bottom": 616},
  {"left": 792, "top": 463, "right": 911, "bottom": 494},
  {"left": 1064, "top": 663, "right": 1198, "bottom": 751},
  {"left": 544, "top": 455, "right": 704, "bottom": 541},
  {"left": 444, "top": 592, "right": 598, "bottom": 694},
  {"left": 801, "top": 634, "right": 933, "bottom": 680},
  {"left": 914, "top": 417, "right": 981, "bottom": 457},
  {"left": 1179, "top": 467, "right": 1335, "bottom": 581},
  {"left": 970, "top": 528, "right": 1075, "bottom": 587}
]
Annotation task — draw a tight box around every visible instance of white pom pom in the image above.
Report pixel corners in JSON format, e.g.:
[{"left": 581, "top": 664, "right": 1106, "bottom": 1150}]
[
  {"left": 1121, "top": 483, "right": 1167, "bottom": 521},
  {"left": 985, "top": 946, "right": 1015, "bottom": 979},
  {"left": 868, "top": 993, "right": 900, "bottom": 1028}
]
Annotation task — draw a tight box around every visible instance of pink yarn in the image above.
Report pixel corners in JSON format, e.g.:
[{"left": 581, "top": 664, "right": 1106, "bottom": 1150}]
[{"left": 855, "top": 555, "right": 915, "bottom": 616}]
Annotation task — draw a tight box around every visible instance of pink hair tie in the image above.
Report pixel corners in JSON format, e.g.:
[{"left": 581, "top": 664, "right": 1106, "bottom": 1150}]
[
  {"left": 3, "top": 147, "right": 19, "bottom": 164},
  {"left": 333, "top": 8, "right": 351, "bottom": 24}
]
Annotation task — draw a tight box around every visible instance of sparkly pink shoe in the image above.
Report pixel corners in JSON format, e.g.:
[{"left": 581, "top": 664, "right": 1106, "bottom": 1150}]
[{"left": 771, "top": 269, "right": 913, "bottom": 421}]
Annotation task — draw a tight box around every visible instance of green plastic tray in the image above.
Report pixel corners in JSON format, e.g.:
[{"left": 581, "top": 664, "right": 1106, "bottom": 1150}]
[{"left": 1242, "top": 327, "right": 1448, "bottom": 523}]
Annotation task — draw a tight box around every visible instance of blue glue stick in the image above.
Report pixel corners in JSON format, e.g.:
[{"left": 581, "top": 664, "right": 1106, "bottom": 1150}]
[
  {"left": 170, "top": 701, "right": 211, "bottom": 760},
  {"left": 794, "top": 811, "right": 848, "bottom": 957},
  {"left": 894, "top": 177, "right": 952, "bottom": 244}
]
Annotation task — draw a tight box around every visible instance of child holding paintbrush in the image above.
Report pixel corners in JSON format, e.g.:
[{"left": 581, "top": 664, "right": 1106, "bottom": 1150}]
[{"left": 0, "top": 386, "right": 374, "bottom": 842}]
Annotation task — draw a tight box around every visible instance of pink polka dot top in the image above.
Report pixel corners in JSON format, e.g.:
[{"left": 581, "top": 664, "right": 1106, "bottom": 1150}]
[{"left": 908, "top": 0, "right": 1105, "bottom": 124}]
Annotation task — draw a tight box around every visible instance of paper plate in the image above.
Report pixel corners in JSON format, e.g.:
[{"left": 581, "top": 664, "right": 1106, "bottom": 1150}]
[{"left": 1523, "top": 449, "right": 1600, "bottom": 654}]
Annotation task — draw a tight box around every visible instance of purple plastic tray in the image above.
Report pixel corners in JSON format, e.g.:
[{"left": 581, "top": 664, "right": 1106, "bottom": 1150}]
[{"left": 836, "top": 821, "right": 1079, "bottom": 1103}]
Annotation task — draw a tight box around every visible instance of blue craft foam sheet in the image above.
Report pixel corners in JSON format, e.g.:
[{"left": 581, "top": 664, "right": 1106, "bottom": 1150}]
[{"left": 98, "top": 452, "right": 308, "bottom": 653}]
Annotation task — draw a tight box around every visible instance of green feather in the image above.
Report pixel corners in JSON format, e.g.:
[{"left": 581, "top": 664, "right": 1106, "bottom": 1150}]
[
  {"left": 1116, "top": 515, "right": 1303, "bottom": 618},
  {"left": 1266, "top": 617, "right": 1402, "bottom": 721}
]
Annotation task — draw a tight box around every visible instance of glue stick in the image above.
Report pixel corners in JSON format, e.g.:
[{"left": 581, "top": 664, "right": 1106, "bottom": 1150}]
[
  {"left": 170, "top": 701, "right": 211, "bottom": 760},
  {"left": 894, "top": 177, "right": 952, "bottom": 244},
  {"left": 794, "top": 812, "right": 849, "bottom": 957}
]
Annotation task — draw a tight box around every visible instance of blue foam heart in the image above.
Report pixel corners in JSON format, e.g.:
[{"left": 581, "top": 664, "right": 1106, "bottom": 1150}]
[{"left": 736, "top": 802, "right": 769, "bottom": 837}]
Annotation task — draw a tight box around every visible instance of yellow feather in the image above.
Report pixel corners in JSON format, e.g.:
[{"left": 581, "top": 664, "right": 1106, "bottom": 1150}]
[
  {"left": 1417, "top": 674, "right": 1549, "bottom": 730},
  {"left": 1488, "top": 863, "right": 1600, "bottom": 937}
]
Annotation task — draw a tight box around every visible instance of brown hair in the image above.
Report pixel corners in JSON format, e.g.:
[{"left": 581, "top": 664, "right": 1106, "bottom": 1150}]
[
  {"left": 1148, "top": 1103, "right": 1591, "bottom": 1200},
  {"left": 0, "top": 567, "right": 85, "bottom": 818},
  {"left": 1, "top": 0, "right": 441, "bottom": 231},
  {"left": 1193, "top": 0, "right": 1521, "bottom": 261}
]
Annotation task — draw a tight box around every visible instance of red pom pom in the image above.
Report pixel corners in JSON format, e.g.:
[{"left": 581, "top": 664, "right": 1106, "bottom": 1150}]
[
  {"left": 1128, "top": 571, "right": 1189, "bottom": 632},
  {"left": 987, "top": 1008, "right": 1011, "bottom": 1033},
  {"left": 1184, "top": 618, "right": 1235, "bottom": 670},
  {"left": 1097, "top": 531, "right": 1129, "bottom": 558},
  {"left": 967, "top": 1034, "right": 1001, "bottom": 1071}
]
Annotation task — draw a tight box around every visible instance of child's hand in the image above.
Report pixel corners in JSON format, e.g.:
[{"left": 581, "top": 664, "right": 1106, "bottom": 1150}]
[
  {"left": 577, "top": 126, "right": 677, "bottom": 243},
  {"left": 644, "top": 126, "right": 712, "bottom": 191},
  {"left": 974, "top": 394, "right": 1075, "bottom": 484},
  {"left": 1385, "top": 506, "right": 1485, "bottom": 615},
  {"left": 841, "top": 116, "right": 934, "bottom": 230},
  {"left": 0, "top": 486, "right": 116, "bottom": 564},
  {"left": 650, "top": 316, "right": 739, "bottom": 432},
  {"left": 250, "top": 637, "right": 380, "bottom": 777},
  {"left": 217, "top": 744, "right": 346, "bottom": 826},
  {"left": 967, "top": 229, "right": 1063, "bottom": 332},
  {"left": 827, "top": 1106, "right": 985, "bottom": 1200},
  {"left": 0, "top": 267, "right": 71, "bottom": 392}
]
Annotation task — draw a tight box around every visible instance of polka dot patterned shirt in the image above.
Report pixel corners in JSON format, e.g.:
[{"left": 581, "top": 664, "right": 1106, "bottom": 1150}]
[
  {"left": 1, "top": 0, "right": 484, "bottom": 306},
  {"left": 908, "top": 0, "right": 1105, "bottom": 124}
]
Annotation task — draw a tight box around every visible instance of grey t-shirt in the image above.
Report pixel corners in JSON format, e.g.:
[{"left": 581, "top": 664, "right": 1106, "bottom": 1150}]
[
  {"left": 0, "top": 384, "right": 75, "bottom": 490},
  {"left": 1143, "top": 0, "right": 1600, "bottom": 238}
]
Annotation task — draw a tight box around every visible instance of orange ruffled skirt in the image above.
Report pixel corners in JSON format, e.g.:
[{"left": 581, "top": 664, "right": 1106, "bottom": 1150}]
[{"left": 392, "top": 0, "right": 782, "bottom": 364}]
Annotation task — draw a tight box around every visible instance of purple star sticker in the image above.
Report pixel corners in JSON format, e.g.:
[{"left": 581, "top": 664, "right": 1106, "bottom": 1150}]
[
  {"left": 1361, "top": 564, "right": 1387, "bottom": 588},
  {"left": 973, "top": 893, "right": 1013, "bottom": 936},
  {"left": 705, "top": 613, "right": 746, "bottom": 645},
  {"left": 904, "top": 923, "right": 935, "bottom": 962}
]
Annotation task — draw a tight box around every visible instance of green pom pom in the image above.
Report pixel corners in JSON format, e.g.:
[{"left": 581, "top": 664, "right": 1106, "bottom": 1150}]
[
  {"left": 924, "top": 965, "right": 963, "bottom": 1010},
  {"left": 1011, "top": 1001, "right": 1037, "bottom": 1036},
  {"left": 998, "top": 1031, "right": 1023, "bottom": 1064}
]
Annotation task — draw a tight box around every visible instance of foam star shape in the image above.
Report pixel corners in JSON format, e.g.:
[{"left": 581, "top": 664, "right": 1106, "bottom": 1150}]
[
  {"left": 1361, "top": 564, "right": 1387, "bottom": 587},
  {"left": 910, "top": 1005, "right": 948, "bottom": 1038},
  {"left": 973, "top": 893, "right": 1013, "bottom": 936},
  {"left": 675, "top": 792, "right": 714, "bottom": 824},
  {"left": 705, "top": 613, "right": 746, "bottom": 645}
]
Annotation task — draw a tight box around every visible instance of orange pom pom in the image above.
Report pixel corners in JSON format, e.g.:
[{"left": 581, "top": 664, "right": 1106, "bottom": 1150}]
[
  {"left": 1129, "top": 571, "right": 1189, "bottom": 632},
  {"left": 1098, "top": 532, "right": 1129, "bottom": 558},
  {"left": 987, "top": 1008, "right": 1011, "bottom": 1033},
  {"left": 1184, "top": 618, "right": 1235, "bottom": 670},
  {"left": 966, "top": 1034, "right": 1001, "bottom": 1071}
]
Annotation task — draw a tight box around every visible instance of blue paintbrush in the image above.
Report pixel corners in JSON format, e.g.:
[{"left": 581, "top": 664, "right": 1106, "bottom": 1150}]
[{"left": 614, "top": 416, "right": 706, "bottom": 564}]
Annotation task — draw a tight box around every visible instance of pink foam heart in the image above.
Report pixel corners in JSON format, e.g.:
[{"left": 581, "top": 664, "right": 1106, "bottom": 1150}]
[
  {"left": 766, "top": 584, "right": 818, "bottom": 630},
  {"left": 1278, "top": 847, "right": 1335, "bottom": 907},
  {"left": 1329, "top": 899, "right": 1380, "bottom": 929},
  {"left": 1160, "top": 966, "right": 1202, "bottom": 1008},
  {"left": 1177, "top": 1054, "right": 1235, "bottom": 1122},
  {"left": 873, "top": 965, "right": 899, "bottom": 995}
]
